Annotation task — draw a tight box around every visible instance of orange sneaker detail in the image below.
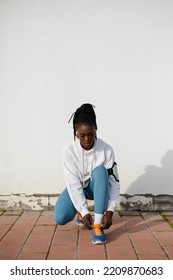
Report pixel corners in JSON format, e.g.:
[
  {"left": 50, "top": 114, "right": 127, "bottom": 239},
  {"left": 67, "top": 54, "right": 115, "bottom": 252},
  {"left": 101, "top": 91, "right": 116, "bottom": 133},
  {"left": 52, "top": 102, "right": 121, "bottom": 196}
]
[
  {"left": 93, "top": 224, "right": 102, "bottom": 236},
  {"left": 77, "top": 213, "right": 83, "bottom": 221}
]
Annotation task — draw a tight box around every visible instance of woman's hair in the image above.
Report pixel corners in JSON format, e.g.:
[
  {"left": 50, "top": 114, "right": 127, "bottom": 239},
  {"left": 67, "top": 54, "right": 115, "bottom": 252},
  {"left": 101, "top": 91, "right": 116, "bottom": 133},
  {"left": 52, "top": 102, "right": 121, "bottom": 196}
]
[{"left": 68, "top": 103, "right": 97, "bottom": 139}]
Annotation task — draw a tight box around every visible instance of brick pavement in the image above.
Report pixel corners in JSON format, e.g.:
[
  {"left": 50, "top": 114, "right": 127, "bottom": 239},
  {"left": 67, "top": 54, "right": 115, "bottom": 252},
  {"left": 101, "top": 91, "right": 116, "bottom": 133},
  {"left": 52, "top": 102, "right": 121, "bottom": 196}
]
[{"left": 0, "top": 210, "right": 173, "bottom": 260}]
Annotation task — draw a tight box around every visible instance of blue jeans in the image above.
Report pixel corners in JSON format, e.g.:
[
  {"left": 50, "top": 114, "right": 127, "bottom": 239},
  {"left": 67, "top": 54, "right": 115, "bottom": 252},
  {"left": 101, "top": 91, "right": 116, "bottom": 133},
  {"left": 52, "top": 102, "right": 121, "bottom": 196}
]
[{"left": 54, "top": 166, "right": 109, "bottom": 225}]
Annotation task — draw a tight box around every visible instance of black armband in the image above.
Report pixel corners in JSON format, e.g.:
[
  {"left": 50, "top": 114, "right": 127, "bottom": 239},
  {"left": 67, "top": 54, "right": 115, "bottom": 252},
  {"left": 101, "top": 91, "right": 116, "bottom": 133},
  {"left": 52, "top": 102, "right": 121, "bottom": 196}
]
[{"left": 107, "top": 162, "right": 120, "bottom": 182}]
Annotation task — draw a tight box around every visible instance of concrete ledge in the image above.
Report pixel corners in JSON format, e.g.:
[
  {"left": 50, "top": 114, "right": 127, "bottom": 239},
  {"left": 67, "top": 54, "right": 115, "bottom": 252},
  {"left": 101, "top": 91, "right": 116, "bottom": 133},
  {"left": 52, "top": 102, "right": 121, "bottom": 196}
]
[
  {"left": 120, "top": 194, "right": 173, "bottom": 211},
  {"left": 0, "top": 194, "right": 173, "bottom": 211},
  {"left": 0, "top": 194, "right": 56, "bottom": 211},
  {"left": 0, "top": 194, "right": 95, "bottom": 211}
]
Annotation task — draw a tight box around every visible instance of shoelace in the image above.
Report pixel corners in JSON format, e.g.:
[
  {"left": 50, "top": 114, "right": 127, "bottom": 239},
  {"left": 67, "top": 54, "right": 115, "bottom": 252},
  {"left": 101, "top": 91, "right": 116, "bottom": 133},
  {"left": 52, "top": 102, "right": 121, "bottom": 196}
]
[{"left": 93, "top": 224, "right": 102, "bottom": 236}]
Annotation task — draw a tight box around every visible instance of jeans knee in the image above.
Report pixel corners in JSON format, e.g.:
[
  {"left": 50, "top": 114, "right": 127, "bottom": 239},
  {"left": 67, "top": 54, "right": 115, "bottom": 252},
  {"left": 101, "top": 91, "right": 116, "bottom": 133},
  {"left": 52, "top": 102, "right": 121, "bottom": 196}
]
[
  {"left": 54, "top": 211, "right": 66, "bottom": 225},
  {"left": 54, "top": 204, "right": 76, "bottom": 225}
]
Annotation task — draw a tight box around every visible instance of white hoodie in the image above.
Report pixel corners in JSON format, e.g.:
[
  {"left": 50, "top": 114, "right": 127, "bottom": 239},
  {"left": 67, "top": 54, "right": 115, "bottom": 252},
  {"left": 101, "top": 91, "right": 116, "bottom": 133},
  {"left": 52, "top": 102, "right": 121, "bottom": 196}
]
[{"left": 62, "top": 137, "right": 120, "bottom": 217}]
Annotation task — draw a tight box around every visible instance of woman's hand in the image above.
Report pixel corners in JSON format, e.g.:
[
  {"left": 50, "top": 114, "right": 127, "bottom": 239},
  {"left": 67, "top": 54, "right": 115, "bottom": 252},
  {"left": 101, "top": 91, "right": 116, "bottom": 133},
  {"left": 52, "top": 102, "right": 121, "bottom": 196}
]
[
  {"left": 82, "top": 213, "right": 93, "bottom": 230},
  {"left": 102, "top": 211, "right": 113, "bottom": 229}
]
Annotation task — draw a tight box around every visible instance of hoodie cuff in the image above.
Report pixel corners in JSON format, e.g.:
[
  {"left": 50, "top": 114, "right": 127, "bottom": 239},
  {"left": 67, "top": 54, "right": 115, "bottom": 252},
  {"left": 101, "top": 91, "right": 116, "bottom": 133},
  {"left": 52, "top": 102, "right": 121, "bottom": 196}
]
[
  {"left": 80, "top": 208, "right": 90, "bottom": 217},
  {"left": 107, "top": 199, "right": 119, "bottom": 212}
]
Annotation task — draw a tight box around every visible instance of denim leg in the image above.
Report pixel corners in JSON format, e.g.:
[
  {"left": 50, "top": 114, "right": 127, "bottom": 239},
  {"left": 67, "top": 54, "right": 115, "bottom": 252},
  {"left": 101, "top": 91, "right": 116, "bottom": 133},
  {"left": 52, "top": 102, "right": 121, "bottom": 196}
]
[
  {"left": 54, "top": 188, "right": 77, "bottom": 225},
  {"left": 54, "top": 166, "right": 109, "bottom": 224},
  {"left": 86, "top": 166, "right": 109, "bottom": 214}
]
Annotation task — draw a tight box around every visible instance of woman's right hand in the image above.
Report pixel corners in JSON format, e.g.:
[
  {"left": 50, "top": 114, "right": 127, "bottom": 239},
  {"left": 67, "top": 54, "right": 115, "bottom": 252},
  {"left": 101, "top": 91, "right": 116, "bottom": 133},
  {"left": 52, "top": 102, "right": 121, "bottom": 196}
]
[{"left": 82, "top": 213, "right": 93, "bottom": 230}]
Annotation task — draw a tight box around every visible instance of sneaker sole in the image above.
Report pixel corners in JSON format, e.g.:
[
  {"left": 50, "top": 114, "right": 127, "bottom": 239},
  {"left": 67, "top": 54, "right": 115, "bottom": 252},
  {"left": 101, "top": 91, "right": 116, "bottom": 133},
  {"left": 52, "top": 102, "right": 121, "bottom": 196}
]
[
  {"left": 76, "top": 221, "right": 84, "bottom": 226},
  {"left": 92, "top": 239, "right": 107, "bottom": 245}
]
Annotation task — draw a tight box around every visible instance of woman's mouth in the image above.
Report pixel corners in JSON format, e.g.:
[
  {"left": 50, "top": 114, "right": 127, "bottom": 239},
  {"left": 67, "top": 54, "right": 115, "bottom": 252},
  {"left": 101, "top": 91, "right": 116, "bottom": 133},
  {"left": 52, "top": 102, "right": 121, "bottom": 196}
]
[{"left": 82, "top": 142, "right": 93, "bottom": 150}]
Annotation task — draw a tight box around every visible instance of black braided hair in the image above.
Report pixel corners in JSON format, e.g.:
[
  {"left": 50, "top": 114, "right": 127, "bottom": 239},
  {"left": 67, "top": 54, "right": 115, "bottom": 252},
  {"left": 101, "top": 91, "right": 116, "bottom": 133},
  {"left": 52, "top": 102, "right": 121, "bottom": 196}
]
[{"left": 68, "top": 103, "right": 97, "bottom": 139}]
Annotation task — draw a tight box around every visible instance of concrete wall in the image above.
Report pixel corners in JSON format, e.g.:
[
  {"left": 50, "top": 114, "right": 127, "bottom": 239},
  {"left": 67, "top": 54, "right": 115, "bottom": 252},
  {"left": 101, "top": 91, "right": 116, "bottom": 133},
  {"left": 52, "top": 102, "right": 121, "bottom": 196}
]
[{"left": 0, "top": 0, "right": 173, "bottom": 210}]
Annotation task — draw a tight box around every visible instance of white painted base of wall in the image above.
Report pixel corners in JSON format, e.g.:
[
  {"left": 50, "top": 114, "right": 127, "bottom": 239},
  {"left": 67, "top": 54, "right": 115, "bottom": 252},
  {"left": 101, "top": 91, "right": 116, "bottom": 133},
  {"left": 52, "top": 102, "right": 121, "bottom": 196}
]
[{"left": 0, "top": 194, "right": 173, "bottom": 212}]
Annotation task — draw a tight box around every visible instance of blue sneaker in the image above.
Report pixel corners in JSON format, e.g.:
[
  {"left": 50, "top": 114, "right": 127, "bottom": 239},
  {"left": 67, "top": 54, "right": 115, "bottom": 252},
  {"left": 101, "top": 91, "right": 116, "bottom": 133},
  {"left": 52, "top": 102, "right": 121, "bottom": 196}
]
[
  {"left": 92, "top": 224, "right": 107, "bottom": 244},
  {"left": 76, "top": 213, "right": 83, "bottom": 225}
]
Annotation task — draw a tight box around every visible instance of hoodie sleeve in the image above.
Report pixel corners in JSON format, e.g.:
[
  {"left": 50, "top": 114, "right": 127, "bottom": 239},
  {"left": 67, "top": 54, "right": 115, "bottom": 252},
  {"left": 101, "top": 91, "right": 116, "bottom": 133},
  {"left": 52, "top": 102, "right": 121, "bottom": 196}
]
[
  {"left": 104, "top": 146, "right": 120, "bottom": 212},
  {"left": 62, "top": 146, "right": 90, "bottom": 217}
]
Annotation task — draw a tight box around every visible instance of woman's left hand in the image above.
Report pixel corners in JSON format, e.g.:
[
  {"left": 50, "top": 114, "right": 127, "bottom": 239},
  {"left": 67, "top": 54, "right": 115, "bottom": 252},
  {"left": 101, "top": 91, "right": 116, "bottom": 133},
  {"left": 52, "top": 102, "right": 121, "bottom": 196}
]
[
  {"left": 101, "top": 211, "right": 113, "bottom": 229},
  {"left": 83, "top": 213, "right": 93, "bottom": 230}
]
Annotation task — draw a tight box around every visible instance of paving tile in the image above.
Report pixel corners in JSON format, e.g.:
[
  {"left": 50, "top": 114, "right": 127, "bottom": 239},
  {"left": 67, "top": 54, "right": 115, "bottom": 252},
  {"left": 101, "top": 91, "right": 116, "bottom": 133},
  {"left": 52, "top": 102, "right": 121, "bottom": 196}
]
[
  {"left": 31, "top": 225, "right": 56, "bottom": 237},
  {"left": 164, "top": 245, "right": 173, "bottom": 259},
  {"left": 109, "top": 219, "right": 124, "bottom": 234},
  {"left": 14, "top": 213, "right": 40, "bottom": 226},
  {"left": 105, "top": 222, "right": 138, "bottom": 260},
  {"left": 48, "top": 244, "right": 77, "bottom": 260},
  {"left": 106, "top": 231, "right": 132, "bottom": 246},
  {"left": 107, "top": 244, "right": 137, "bottom": 260},
  {"left": 79, "top": 251, "right": 106, "bottom": 260},
  {"left": 135, "top": 243, "right": 164, "bottom": 255},
  {"left": 155, "top": 232, "right": 173, "bottom": 246},
  {"left": 0, "top": 224, "right": 12, "bottom": 240},
  {"left": 112, "top": 212, "right": 123, "bottom": 222},
  {"left": 0, "top": 231, "right": 29, "bottom": 245},
  {"left": 19, "top": 211, "right": 41, "bottom": 221},
  {"left": 139, "top": 254, "right": 168, "bottom": 260},
  {"left": 78, "top": 228, "right": 106, "bottom": 260},
  {"left": 49, "top": 221, "right": 78, "bottom": 259},
  {"left": 141, "top": 212, "right": 164, "bottom": 221},
  {"left": 57, "top": 220, "right": 77, "bottom": 231},
  {"left": 18, "top": 252, "right": 47, "bottom": 260},
  {"left": 0, "top": 244, "right": 22, "bottom": 260},
  {"left": 53, "top": 231, "right": 77, "bottom": 245},
  {"left": 0, "top": 215, "right": 19, "bottom": 225},
  {"left": 120, "top": 211, "right": 140, "bottom": 216},
  {"left": 78, "top": 254, "right": 102, "bottom": 260},
  {"left": 78, "top": 239, "right": 106, "bottom": 259},
  {"left": 122, "top": 216, "right": 145, "bottom": 230},
  {"left": 78, "top": 244, "right": 106, "bottom": 260},
  {"left": 1, "top": 210, "right": 173, "bottom": 260},
  {"left": 128, "top": 226, "right": 152, "bottom": 236},
  {"left": 22, "top": 236, "right": 52, "bottom": 253},
  {"left": 147, "top": 220, "right": 173, "bottom": 232},
  {"left": 40, "top": 211, "right": 55, "bottom": 216},
  {"left": 122, "top": 216, "right": 143, "bottom": 222},
  {"left": 39, "top": 214, "right": 55, "bottom": 225},
  {"left": 131, "top": 235, "right": 164, "bottom": 255},
  {"left": 36, "top": 215, "right": 56, "bottom": 225},
  {"left": 10, "top": 211, "right": 40, "bottom": 233},
  {"left": 126, "top": 223, "right": 150, "bottom": 234},
  {"left": 10, "top": 223, "right": 35, "bottom": 233},
  {"left": 2, "top": 211, "right": 22, "bottom": 216}
]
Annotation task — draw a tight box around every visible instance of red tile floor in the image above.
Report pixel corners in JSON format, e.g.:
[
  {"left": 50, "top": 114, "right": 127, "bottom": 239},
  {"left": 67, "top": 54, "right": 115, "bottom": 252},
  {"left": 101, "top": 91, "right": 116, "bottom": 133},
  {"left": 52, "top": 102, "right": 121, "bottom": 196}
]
[{"left": 0, "top": 210, "right": 173, "bottom": 260}]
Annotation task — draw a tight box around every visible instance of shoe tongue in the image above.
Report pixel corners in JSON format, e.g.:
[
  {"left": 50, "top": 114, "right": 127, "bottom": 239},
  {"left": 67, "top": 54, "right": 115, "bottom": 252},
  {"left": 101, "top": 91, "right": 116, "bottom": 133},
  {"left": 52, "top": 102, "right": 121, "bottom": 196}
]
[{"left": 94, "top": 224, "right": 102, "bottom": 235}]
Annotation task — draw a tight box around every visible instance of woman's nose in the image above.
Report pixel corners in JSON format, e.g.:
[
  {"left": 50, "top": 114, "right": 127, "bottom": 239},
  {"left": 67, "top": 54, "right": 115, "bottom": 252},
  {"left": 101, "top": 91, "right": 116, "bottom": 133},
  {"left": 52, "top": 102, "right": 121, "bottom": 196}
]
[{"left": 84, "top": 135, "right": 89, "bottom": 141}]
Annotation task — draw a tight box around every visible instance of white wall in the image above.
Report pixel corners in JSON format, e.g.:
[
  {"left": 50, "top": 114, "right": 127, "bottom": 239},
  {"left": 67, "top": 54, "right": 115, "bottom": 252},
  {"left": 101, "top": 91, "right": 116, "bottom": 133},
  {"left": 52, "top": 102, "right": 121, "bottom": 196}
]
[{"left": 0, "top": 0, "right": 173, "bottom": 202}]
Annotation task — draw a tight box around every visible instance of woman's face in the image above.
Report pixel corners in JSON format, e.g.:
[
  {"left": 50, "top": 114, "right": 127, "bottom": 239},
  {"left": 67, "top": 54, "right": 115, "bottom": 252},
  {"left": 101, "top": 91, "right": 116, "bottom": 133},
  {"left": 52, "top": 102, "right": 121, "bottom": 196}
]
[{"left": 76, "top": 124, "right": 96, "bottom": 150}]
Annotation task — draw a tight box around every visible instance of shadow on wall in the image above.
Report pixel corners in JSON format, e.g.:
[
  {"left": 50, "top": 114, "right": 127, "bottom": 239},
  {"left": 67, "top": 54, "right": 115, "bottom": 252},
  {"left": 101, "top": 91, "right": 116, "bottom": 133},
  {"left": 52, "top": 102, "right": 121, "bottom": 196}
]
[{"left": 119, "top": 150, "right": 173, "bottom": 211}]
